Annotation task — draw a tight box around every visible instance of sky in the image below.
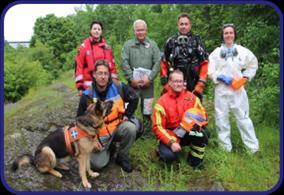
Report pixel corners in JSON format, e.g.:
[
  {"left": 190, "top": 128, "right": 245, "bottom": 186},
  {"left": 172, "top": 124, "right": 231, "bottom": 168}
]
[{"left": 4, "top": 4, "right": 83, "bottom": 42}]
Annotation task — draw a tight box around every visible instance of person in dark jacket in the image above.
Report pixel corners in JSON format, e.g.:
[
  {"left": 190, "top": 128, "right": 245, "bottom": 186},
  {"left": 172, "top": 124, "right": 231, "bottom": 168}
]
[
  {"left": 160, "top": 13, "right": 208, "bottom": 100},
  {"left": 77, "top": 59, "right": 139, "bottom": 173}
]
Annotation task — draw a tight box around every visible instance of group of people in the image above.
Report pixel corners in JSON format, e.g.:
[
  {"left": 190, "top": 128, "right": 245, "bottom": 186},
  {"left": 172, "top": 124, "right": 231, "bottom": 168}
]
[{"left": 74, "top": 13, "right": 259, "bottom": 173}]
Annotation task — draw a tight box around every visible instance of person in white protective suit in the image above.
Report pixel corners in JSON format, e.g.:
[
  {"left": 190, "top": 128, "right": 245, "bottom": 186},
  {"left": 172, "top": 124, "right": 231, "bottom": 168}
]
[{"left": 208, "top": 23, "right": 259, "bottom": 153}]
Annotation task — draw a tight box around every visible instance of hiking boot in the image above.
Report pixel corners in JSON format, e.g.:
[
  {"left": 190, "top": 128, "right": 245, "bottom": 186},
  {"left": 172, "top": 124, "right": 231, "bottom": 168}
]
[
  {"left": 109, "top": 142, "right": 119, "bottom": 161},
  {"left": 115, "top": 156, "right": 133, "bottom": 173},
  {"left": 187, "top": 153, "right": 204, "bottom": 169}
]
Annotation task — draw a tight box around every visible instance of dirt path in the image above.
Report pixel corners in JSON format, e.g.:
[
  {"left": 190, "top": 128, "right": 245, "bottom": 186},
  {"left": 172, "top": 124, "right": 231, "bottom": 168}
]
[
  {"left": 4, "top": 83, "right": 148, "bottom": 191},
  {"left": 3, "top": 83, "right": 224, "bottom": 192}
]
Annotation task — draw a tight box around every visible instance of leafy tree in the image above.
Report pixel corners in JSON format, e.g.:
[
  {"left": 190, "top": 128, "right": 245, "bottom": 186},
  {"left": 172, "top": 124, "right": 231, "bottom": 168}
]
[
  {"left": 28, "top": 41, "right": 56, "bottom": 74},
  {"left": 5, "top": 4, "right": 281, "bottom": 128},
  {"left": 30, "top": 14, "right": 78, "bottom": 78},
  {"left": 249, "top": 48, "right": 280, "bottom": 127},
  {"left": 4, "top": 44, "right": 51, "bottom": 102},
  {"left": 70, "top": 4, "right": 97, "bottom": 44}
]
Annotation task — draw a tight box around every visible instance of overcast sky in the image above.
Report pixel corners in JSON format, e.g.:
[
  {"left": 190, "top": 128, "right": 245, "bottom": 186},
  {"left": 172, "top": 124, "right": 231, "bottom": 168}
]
[{"left": 4, "top": 4, "right": 83, "bottom": 42}]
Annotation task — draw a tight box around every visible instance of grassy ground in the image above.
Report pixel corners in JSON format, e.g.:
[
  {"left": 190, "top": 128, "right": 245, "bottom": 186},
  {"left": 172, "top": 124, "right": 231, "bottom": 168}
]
[
  {"left": 4, "top": 70, "right": 281, "bottom": 191},
  {"left": 130, "top": 123, "right": 280, "bottom": 191},
  {"left": 130, "top": 75, "right": 280, "bottom": 191},
  {"left": 4, "top": 71, "right": 74, "bottom": 119}
]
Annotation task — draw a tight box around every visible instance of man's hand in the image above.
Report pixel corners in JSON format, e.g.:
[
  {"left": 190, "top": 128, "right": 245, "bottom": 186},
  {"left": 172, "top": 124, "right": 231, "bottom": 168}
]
[
  {"left": 130, "top": 79, "right": 142, "bottom": 89},
  {"left": 78, "top": 90, "right": 83, "bottom": 96},
  {"left": 141, "top": 78, "right": 151, "bottom": 88},
  {"left": 171, "top": 142, "right": 182, "bottom": 152},
  {"left": 93, "top": 138, "right": 103, "bottom": 152},
  {"left": 122, "top": 116, "right": 129, "bottom": 121},
  {"left": 193, "top": 81, "right": 205, "bottom": 95}
]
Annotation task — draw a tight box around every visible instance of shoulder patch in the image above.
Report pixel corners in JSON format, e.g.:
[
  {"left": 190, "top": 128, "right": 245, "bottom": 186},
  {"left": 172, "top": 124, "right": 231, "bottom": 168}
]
[{"left": 145, "top": 42, "right": 151, "bottom": 48}]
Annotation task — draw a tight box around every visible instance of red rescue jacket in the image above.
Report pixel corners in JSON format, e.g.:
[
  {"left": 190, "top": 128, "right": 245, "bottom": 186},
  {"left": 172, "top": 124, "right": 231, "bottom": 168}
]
[
  {"left": 75, "top": 36, "right": 118, "bottom": 90},
  {"left": 152, "top": 88, "right": 205, "bottom": 146}
]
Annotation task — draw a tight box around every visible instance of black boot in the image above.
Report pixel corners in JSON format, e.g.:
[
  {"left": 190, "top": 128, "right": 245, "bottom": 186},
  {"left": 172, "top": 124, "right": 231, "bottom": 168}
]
[
  {"left": 115, "top": 155, "right": 133, "bottom": 173},
  {"left": 187, "top": 152, "right": 204, "bottom": 169}
]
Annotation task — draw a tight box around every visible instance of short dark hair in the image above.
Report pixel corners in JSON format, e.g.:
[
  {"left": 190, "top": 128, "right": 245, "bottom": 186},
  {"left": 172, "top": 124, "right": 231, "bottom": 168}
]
[
  {"left": 90, "top": 20, "right": 104, "bottom": 30},
  {"left": 177, "top": 13, "right": 191, "bottom": 22},
  {"left": 94, "top": 59, "right": 110, "bottom": 73},
  {"left": 92, "top": 60, "right": 112, "bottom": 87},
  {"left": 221, "top": 23, "right": 237, "bottom": 41}
]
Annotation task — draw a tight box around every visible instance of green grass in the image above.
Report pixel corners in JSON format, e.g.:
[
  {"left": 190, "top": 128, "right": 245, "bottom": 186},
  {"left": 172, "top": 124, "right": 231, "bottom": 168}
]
[
  {"left": 56, "top": 70, "right": 76, "bottom": 89},
  {"left": 130, "top": 124, "right": 280, "bottom": 191},
  {"left": 4, "top": 69, "right": 280, "bottom": 191},
  {"left": 4, "top": 70, "right": 76, "bottom": 138},
  {"left": 5, "top": 88, "right": 63, "bottom": 121}
]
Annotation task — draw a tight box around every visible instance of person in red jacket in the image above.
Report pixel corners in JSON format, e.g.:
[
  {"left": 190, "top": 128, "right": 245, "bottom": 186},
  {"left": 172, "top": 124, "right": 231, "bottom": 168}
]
[
  {"left": 152, "top": 70, "right": 209, "bottom": 168},
  {"left": 75, "top": 20, "right": 118, "bottom": 96}
]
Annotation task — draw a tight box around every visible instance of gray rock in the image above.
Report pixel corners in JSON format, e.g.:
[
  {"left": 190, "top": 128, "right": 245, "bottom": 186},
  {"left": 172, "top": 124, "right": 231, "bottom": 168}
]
[
  {"left": 4, "top": 83, "right": 148, "bottom": 192},
  {"left": 209, "top": 181, "right": 225, "bottom": 191}
]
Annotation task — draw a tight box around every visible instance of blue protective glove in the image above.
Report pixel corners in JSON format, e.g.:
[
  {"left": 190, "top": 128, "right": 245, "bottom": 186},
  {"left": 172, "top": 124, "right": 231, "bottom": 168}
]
[{"left": 217, "top": 74, "right": 233, "bottom": 85}]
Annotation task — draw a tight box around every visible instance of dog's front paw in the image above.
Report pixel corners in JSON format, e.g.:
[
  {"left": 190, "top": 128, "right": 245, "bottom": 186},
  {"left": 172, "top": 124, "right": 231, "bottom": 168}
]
[
  {"left": 82, "top": 180, "right": 92, "bottom": 188},
  {"left": 89, "top": 171, "right": 100, "bottom": 178}
]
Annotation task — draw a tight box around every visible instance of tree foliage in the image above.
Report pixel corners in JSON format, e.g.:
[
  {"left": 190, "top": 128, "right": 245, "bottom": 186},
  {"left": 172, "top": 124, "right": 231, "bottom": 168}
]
[
  {"left": 4, "top": 4, "right": 281, "bottom": 125},
  {"left": 30, "top": 14, "right": 78, "bottom": 78},
  {"left": 4, "top": 44, "right": 51, "bottom": 102}
]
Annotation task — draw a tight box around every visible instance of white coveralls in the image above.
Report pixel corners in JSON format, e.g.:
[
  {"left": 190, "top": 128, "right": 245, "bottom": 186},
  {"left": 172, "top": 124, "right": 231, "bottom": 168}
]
[{"left": 208, "top": 44, "right": 259, "bottom": 153}]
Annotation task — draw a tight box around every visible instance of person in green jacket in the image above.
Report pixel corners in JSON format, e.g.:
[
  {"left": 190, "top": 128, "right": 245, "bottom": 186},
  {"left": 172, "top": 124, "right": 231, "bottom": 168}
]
[{"left": 121, "top": 19, "right": 161, "bottom": 136}]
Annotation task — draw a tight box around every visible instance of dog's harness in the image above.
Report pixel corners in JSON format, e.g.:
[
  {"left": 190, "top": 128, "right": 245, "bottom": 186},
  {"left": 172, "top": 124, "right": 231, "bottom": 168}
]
[{"left": 64, "top": 126, "right": 97, "bottom": 156}]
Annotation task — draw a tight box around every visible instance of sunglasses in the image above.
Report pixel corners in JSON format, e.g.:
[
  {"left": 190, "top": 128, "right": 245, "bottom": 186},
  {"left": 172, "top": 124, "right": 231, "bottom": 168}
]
[{"left": 223, "top": 23, "right": 235, "bottom": 28}]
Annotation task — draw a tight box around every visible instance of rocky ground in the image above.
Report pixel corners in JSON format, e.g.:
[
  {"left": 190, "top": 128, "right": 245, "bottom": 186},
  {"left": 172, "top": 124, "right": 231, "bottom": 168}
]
[
  {"left": 3, "top": 83, "right": 149, "bottom": 192},
  {"left": 3, "top": 83, "right": 224, "bottom": 192}
]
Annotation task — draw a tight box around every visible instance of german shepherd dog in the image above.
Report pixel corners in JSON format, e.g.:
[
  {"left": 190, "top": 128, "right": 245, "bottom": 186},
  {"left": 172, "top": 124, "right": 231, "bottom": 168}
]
[{"left": 11, "top": 100, "right": 113, "bottom": 188}]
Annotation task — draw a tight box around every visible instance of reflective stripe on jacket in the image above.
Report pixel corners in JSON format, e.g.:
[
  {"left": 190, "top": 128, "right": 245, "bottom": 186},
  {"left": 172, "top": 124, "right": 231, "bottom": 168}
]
[
  {"left": 75, "top": 36, "right": 118, "bottom": 90},
  {"left": 152, "top": 88, "right": 205, "bottom": 145}
]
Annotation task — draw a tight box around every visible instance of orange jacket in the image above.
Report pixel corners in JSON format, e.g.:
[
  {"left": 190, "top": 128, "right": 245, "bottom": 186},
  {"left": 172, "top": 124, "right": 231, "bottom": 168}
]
[
  {"left": 152, "top": 88, "right": 205, "bottom": 146},
  {"left": 84, "top": 82, "right": 125, "bottom": 146},
  {"left": 75, "top": 36, "right": 118, "bottom": 90}
]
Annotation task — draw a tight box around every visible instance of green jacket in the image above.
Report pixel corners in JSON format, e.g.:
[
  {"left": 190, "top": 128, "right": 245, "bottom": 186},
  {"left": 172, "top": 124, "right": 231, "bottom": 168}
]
[{"left": 121, "top": 37, "right": 161, "bottom": 82}]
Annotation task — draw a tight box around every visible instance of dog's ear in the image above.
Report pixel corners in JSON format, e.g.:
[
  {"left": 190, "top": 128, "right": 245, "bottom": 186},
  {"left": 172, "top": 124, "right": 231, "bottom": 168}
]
[
  {"left": 94, "top": 100, "right": 104, "bottom": 117},
  {"left": 103, "top": 100, "right": 113, "bottom": 117},
  {"left": 86, "top": 96, "right": 94, "bottom": 107},
  {"left": 86, "top": 103, "right": 96, "bottom": 113}
]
